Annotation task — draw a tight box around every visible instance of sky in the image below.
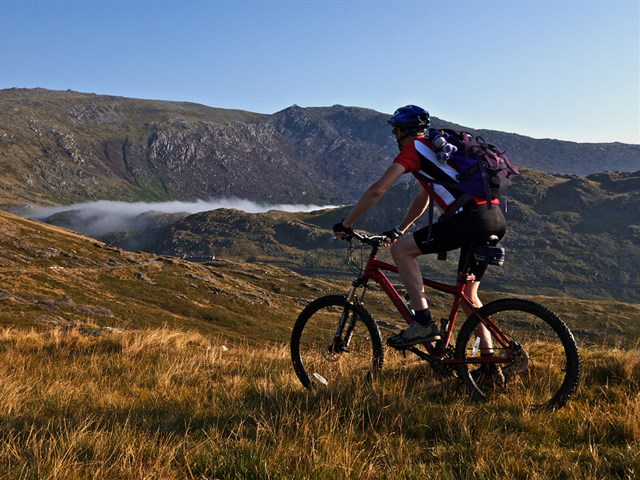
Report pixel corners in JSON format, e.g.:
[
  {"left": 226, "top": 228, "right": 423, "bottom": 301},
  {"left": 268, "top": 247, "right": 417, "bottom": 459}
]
[{"left": 0, "top": 0, "right": 639, "bottom": 144}]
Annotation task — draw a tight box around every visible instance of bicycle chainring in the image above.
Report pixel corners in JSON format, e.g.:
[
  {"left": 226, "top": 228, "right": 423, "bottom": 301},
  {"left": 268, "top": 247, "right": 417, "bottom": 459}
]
[{"left": 431, "top": 346, "right": 457, "bottom": 378}]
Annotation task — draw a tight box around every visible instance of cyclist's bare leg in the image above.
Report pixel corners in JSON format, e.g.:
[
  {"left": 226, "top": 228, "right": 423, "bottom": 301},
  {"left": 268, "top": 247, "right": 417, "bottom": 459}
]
[
  {"left": 390, "top": 235, "right": 429, "bottom": 312},
  {"left": 390, "top": 236, "right": 492, "bottom": 352},
  {"left": 462, "top": 281, "right": 494, "bottom": 355}
]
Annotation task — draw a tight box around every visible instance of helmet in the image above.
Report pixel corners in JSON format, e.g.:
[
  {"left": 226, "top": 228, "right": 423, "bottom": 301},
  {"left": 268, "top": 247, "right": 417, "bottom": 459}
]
[{"left": 388, "top": 105, "right": 430, "bottom": 134}]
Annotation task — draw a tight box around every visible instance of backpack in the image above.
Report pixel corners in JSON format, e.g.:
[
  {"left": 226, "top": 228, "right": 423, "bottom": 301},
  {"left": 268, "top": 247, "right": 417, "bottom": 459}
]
[{"left": 425, "top": 128, "right": 521, "bottom": 207}]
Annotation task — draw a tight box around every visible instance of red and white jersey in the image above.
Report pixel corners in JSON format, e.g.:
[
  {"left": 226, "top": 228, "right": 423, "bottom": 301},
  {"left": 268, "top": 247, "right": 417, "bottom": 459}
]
[{"left": 393, "top": 137, "right": 463, "bottom": 209}]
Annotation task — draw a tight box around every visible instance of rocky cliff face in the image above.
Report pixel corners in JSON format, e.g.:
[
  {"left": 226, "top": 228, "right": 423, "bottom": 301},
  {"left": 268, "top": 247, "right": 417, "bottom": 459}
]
[
  {"left": 0, "top": 90, "right": 395, "bottom": 205},
  {"left": 1, "top": 88, "right": 638, "bottom": 208},
  {"left": 140, "top": 106, "right": 392, "bottom": 204}
]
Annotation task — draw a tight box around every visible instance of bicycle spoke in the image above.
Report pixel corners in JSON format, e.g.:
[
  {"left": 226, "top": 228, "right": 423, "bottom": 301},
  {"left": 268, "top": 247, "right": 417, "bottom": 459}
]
[
  {"left": 291, "top": 296, "right": 383, "bottom": 389},
  {"left": 456, "top": 299, "right": 580, "bottom": 409}
]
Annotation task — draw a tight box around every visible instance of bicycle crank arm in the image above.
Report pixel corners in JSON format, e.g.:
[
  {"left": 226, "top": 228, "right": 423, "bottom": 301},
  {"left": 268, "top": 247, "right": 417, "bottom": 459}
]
[{"left": 407, "top": 346, "right": 439, "bottom": 365}]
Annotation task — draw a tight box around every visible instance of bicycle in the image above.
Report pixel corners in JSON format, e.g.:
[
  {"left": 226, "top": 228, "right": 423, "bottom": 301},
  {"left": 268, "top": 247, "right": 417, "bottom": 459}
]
[{"left": 290, "top": 231, "right": 581, "bottom": 410}]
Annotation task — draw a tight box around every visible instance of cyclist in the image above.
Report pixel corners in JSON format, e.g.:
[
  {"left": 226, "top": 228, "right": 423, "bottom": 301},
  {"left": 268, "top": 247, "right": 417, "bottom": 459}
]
[{"left": 333, "top": 105, "right": 506, "bottom": 361}]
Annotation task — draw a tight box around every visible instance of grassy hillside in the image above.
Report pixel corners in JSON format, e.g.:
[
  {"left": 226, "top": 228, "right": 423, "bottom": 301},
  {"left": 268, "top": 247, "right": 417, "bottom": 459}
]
[
  {"left": 7, "top": 201, "right": 640, "bottom": 347},
  {"left": 0, "top": 205, "right": 639, "bottom": 478},
  {"left": 0, "top": 209, "right": 316, "bottom": 342},
  {"left": 0, "top": 327, "right": 637, "bottom": 479}
]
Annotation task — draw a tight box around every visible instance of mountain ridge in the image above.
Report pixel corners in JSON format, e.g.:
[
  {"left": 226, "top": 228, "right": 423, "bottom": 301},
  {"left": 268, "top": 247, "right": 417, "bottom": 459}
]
[{"left": 2, "top": 88, "right": 638, "bottom": 208}]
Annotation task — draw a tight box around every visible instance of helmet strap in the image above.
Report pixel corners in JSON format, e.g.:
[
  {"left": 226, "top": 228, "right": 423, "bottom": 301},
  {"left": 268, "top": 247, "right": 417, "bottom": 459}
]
[{"left": 395, "top": 129, "right": 414, "bottom": 151}]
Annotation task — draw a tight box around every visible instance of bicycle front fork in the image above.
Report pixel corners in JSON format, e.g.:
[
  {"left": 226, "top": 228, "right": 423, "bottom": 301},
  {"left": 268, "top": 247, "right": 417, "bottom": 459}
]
[{"left": 331, "top": 281, "right": 369, "bottom": 352}]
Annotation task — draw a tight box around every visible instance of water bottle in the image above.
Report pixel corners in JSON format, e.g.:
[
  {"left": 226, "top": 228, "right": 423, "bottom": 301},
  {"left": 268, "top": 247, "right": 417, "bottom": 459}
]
[
  {"left": 472, "top": 337, "right": 481, "bottom": 357},
  {"left": 438, "top": 143, "right": 458, "bottom": 162},
  {"left": 432, "top": 134, "right": 458, "bottom": 163},
  {"left": 433, "top": 134, "right": 447, "bottom": 149}
]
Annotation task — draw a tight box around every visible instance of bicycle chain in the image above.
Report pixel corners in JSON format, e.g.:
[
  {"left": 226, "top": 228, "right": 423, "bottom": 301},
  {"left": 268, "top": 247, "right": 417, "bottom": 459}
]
[{"left": 430, "top": 345, "right": 457, "bottom": 378}]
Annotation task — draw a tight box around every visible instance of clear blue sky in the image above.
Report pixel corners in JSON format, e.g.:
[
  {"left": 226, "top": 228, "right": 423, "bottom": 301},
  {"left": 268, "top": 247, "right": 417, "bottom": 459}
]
[{"left": 1, "top": 0, "right": 638, "bottom": 144}]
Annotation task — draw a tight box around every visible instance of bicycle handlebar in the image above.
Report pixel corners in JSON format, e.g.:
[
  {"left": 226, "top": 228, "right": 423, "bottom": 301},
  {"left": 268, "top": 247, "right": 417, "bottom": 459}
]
[{"left": 350, "top": 231, "right": 388, "bottom": 248}]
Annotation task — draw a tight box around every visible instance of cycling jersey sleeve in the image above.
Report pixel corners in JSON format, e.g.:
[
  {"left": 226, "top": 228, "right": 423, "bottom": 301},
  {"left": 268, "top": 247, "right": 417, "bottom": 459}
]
[{"left": 393, "top": 140, "right": 421, "bottom": 173}]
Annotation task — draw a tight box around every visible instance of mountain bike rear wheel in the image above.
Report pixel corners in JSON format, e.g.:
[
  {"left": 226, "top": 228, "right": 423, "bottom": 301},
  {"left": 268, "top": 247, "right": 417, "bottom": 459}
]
[
  {"left": 290, "top": 295, "right": 384, "bottom": 390},
  {"left": 455, "top": 298, "right": 581, "bottom": 409}
]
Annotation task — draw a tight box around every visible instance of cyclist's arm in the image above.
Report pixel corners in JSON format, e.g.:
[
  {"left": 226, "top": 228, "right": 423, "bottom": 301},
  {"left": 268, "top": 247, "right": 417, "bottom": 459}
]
[
  {"left": 342, "top": 163, "right": 405, "bottom": 229},
  {"left": 397, "top": 188, "right": 429, "bottom": 233}
]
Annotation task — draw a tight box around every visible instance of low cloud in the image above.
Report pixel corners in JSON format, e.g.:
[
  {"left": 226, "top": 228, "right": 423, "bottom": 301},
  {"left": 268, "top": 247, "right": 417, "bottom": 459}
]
[
  {"left": 26, "top": 198, "right": 339, "bottom": 238},
  {"left": 29, "top": 198, "right": 336, "bottom": 218}
]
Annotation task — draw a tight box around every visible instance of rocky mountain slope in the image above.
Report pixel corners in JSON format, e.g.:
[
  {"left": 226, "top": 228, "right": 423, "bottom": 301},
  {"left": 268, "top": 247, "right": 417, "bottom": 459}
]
[
  {"left": 2, "top": 207, "right": 639, "bottom": 349},
  {"left": 1, "top": 88, "right": 638, "bottom": 208},
  {"left": 35, "top": 169, "right": 640, "bottom": 303},
  {"left": 2, "top": 88, "right": 639, "bottom": 307}
]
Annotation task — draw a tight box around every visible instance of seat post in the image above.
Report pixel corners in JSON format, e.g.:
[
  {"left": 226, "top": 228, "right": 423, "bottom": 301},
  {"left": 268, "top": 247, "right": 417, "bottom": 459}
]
[
  {"left": 457, "top": 246, "right": 477, "bottom": 285},
  {"left": 457, "top": 234, "right": 502, "bottom": 284}
]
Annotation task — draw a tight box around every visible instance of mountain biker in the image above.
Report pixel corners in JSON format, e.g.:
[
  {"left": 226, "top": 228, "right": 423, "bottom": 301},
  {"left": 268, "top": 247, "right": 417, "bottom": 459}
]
[{"left": 333, "top": 105, "right": 506, "bottom": 359}]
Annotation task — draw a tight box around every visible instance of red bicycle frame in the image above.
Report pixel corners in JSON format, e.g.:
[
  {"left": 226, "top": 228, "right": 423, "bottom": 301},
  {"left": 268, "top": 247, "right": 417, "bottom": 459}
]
[{"left": 351, "top": 246, "right": 515, "bottom": 365}]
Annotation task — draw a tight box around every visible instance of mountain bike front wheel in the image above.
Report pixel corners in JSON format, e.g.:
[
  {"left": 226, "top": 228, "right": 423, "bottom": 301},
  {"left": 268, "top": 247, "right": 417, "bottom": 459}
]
[
  {"left": 290, "top": 295, "right": 384, "bottom": 390},
  {"left": 455, "top": 298, "right": 581, "bottom": 410}
]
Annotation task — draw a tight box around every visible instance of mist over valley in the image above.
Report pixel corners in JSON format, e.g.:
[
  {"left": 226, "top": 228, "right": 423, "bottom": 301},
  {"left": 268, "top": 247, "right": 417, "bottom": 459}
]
[
  {"left": 1, "top": 88, "right": 638, "bottom": 303},
  {"left": 22, "top": 198, "right": 339, "bottom": 237}
]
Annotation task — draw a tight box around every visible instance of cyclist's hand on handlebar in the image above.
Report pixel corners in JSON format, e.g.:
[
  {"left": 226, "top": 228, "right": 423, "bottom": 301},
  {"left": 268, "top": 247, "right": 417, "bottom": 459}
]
[
  {"left": 333, "top": 220, "right": 354, "bottom": 241},
  {"left": 381, "top": 226, "right": 403, "bottom": 245}
]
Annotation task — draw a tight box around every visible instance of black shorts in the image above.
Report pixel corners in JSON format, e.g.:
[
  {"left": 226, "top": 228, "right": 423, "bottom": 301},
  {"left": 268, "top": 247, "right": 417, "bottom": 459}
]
[{"left": 413, "top": 204, "right": 507, "bottom": 280}]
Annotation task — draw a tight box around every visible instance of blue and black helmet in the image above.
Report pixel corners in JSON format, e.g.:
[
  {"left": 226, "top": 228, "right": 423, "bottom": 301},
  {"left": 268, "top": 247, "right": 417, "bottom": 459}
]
[{"left": 388, "top": 105, "right": 430, "bottom": 133}]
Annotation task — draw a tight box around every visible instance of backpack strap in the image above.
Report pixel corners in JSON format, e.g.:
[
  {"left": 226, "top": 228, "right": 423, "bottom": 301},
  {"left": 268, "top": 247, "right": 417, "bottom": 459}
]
[
  {"left": 425, "top": 182, "right": 435, "bottom": 245},
  {"left": 500, "top": 150, "right": 521, "bottom": 176},
  {"left": 471, "top": 136, "right": 494, "bottom": 207},
  {"left": 443, "top": 193, "right": 474, "bottom": 217}
]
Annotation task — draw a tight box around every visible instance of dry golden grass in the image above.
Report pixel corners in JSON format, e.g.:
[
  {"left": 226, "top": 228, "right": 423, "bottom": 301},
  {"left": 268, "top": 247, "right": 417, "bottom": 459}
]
[{"left": 0, "top": 327, "right": 637, "bottom": 479}]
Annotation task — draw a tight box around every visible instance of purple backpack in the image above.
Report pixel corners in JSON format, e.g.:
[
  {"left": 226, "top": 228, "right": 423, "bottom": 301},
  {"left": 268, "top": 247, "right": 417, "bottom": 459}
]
[{"left": 427, "top": 128, "right": 521, "bottom": 204}]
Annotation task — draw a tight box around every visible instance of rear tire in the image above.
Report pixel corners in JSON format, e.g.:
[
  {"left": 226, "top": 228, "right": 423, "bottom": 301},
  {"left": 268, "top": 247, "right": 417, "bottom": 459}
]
[
  {"left": 455, "top": 298, "right": 581, "bottom": 409},
  {"left": 290, "top": 295, "right": 384, "bottom": 390}
]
